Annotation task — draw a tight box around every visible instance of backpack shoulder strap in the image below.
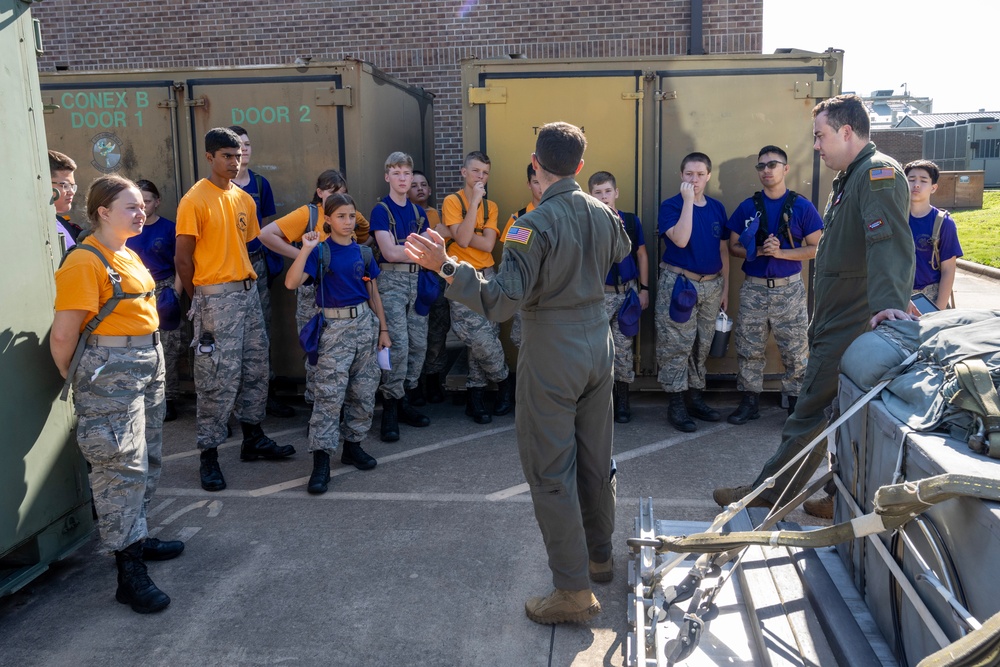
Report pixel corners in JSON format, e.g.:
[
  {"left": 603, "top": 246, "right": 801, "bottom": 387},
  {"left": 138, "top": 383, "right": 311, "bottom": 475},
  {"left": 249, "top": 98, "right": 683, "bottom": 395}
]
[
  {"left": 778, "top": 190, "right": 801, "bottom": 248},
  {"left": 376, "top": 200, "right": 397, "bottom": 241},
  {"left": 306, "top": 203, "right": 319, "bottom": 233},
  {"left": 516, "top": 206, "right": 528, "bottom": 219},
  {"left": 253, "top": 173, "right": 264, "bottom": 199},
  {"left": 930, "top": 208, "right": 948, "bottom": 271},
  {"left": 58, "top": 244, "right": 151, "bottom": 401},
  {"left": 359, "top": 244, "right": 374, "bottom": 279},
  {"left": 751, "top": 191, "right": 770, "bottom": 248}
]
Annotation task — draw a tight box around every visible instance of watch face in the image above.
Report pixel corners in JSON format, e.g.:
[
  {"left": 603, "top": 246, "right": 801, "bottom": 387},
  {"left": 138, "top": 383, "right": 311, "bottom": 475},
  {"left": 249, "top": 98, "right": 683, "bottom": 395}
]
[{"left": 441, "top": 262, "right": 457, "bottom": 276}]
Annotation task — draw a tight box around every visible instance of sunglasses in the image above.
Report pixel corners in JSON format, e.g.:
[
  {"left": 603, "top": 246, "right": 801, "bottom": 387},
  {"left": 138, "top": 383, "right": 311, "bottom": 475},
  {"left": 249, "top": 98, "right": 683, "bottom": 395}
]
[
  {"left": 754, "top": 160, "right": 786, "bottom": 172},
  {"left": 52, "top": 181, "right": 79, "bottom": 193}
]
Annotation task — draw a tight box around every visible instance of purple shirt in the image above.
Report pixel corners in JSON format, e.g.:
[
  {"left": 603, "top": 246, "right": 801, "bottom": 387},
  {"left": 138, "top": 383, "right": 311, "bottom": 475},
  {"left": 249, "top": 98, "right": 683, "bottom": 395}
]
[
  {"left": 658, "top": 194, "right": 726, "bottom": 275},
  {"left": 725, "top": 192, "right": 824, "bottom": 279},
  {"left": 125, "top": 216, "right": 176, "bottom": 281},
  {"left": 910, "top": 207, "right": 963, "bottom": 289}
]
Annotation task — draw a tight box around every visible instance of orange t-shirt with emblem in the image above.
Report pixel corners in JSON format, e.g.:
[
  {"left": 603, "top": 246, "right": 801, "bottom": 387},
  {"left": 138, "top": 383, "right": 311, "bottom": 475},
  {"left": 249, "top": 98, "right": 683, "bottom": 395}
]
[
  {"left": 54, "top": 236, "right": 158, "bottom": 336},
  {"left": 176, "top": 179, "right": 259, "bottom": 286},
  {"left": 424, "top": 207, "right": 441, "bottom": 230},
  {"left": 442, "top": 191, "right": 499, "bottom": 270},
  {"left": 274, "top": 203, "right": 371, "bottom": 244}
]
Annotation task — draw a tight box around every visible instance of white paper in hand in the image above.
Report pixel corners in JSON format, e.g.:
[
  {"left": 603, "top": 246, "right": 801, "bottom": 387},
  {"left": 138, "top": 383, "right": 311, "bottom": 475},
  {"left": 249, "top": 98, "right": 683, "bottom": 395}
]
[{"left": 377, "top": 347, "right": 391, "bottom": 370}]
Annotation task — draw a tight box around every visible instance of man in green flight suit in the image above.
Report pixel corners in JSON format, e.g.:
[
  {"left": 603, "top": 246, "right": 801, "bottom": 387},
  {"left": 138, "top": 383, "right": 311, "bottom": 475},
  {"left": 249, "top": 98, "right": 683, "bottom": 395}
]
[
  {"left": 404, "top": 122, "right": 631, "bottom": 625},
  {"left": 714, "top": 94, "right": 916, "bottom": 516}
]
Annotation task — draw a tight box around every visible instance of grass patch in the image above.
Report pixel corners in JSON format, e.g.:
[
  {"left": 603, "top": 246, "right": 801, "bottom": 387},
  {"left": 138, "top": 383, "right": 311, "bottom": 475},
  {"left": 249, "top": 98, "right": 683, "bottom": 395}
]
[{"left": 951, "top": 190, "right": 1000, "bottom": 269}]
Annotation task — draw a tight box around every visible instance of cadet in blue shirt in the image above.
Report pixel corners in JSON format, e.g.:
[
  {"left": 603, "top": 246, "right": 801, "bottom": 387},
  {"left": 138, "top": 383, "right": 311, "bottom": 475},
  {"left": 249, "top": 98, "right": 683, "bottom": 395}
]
[
  {"left": 655, "top": 152, "right": 729, "bottom": 432},
  {"left": 370, "top": 152, "right": 432, "bottom": 441},
  {"left": 285, "top": 193, "right": 390, "bottom": 494},
  {"left": 589, "top": 170, "right": 649, "bottom": 424},
  {"left": 904, "top": 159, "right": 963, "bottom": 311},
  {"left": 724, "top": 146, "right": 824, "bottom": 426},
  {"left": 126, "top": 179, "right": 185, "bottom": 422}
]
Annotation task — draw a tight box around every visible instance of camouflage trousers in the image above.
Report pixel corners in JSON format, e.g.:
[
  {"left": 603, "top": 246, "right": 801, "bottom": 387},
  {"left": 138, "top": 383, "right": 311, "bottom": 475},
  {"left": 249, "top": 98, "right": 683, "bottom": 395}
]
[
  {"left": 603, "top": 281, "right": 636, "bottom": 383},
  {"left": 377, "top": 269, "right": 428, "bottom": 400},
  {"left": 734, "top": 279, "right": 809, "bottom": 395},
  {"left": 422, "top": 276, "right": 451, "bottom": 376},
  {"left": 250, "top": 250, "right": 276, "bottom": 383},
  {"left": 449, "top": 269, "right": 508, "bottom": 388},
  {"left": 309, "top": 307, "right": 380, "bottom": 452},
  {"left": 249, "top": 250, "right": 272, "bottom": 336},
  {"left": 655, "top": 270, "right": 723, "bottom": 392},
  {"left": 154, "top": 277, "right": 187, "bottom": 401},
  {"left": 296, "top": 283, "right": 319, "bottom": 403},
  {"left": 191, "top": 286, "right": 269, "bottom": 449},
  {"left": 508, "top": 311, "right": 523, "bottom": 349},
  {"left": 914, "top": 282, "right": 940, "bottom": 304},
  {"left": 72, "top": 342, "right": 165, "bottom": 553}
]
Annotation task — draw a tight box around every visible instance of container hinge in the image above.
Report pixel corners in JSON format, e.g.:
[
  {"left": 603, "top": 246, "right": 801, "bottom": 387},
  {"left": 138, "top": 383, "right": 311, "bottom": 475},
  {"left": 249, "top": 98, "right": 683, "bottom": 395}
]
[
  {"left": 157, "top": 99, "right": 178, "bottom": 109},
  {"left": 184, "top": 97, "right": 207, "bottom": 108},
  {"left": 42, "top": 97, "right": 60, "bottom": 114},
  {"left": 655, "top": 90, "right": 677, "bottom": 102},
  {"left": 794, "top": 80, "right": 835, "bottom": 99},
  {"left": 468, "top": 86, "right": 507, "bottom": 106},
  {"left": 315, "top": 87, "right": 353, "bottom": 107},
  {"left": 622, "top": 91, "right": 644, "bottom": 101}
]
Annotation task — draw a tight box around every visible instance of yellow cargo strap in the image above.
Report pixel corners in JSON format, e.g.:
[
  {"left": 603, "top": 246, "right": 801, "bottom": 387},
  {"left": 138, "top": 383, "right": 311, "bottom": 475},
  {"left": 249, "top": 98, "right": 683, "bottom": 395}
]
[{"left": 951, "top": 358, "right": 1000, "bottom": 457}]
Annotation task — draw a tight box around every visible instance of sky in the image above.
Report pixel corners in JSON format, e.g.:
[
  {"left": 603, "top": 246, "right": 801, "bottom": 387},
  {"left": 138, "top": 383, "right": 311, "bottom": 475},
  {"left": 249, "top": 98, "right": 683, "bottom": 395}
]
[{"left": 763, "top": 0, "right": 1000, "bottom": 114}]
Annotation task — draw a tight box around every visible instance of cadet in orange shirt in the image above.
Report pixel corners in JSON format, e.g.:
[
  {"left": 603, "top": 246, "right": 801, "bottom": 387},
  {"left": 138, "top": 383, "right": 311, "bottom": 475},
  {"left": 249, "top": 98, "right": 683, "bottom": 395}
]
[
  {"left": 440, "top": 151, "right": 513, "bottom": 423},
  {"left": 175, "top": 127, "right": 294, "bottom": 493},
  {"left": 51, "top": 175, "right": 180, "bottom": 613}
]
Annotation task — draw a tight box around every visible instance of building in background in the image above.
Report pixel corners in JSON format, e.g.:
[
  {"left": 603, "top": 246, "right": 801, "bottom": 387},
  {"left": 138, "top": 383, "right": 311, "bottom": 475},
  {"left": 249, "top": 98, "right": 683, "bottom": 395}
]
[{"left": 30, "top": 0, "right": 763, "bottom": 196}]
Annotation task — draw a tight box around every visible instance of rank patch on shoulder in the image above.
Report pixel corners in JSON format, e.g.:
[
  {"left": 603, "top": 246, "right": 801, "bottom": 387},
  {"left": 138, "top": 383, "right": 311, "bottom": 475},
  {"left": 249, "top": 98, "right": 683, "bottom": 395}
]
[
  {"left": 505, "top": 225, "right": 532, "bottom": 245},
  {"left": 869, "top": 167, "right": 894, "bottom": 181},
  {"left": 867, "top": 219, "right": 884, "bottom": 230}
]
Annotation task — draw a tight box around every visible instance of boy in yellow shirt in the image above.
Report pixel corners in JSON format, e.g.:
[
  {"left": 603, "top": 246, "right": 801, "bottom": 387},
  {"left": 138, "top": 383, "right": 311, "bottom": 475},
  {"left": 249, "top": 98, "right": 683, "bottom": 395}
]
[
  {"left": 175, "top": 127, "right": 294, "bottom": 492},
  {"left": 440, "top": 151, "right": 513, "bottom": 423}
]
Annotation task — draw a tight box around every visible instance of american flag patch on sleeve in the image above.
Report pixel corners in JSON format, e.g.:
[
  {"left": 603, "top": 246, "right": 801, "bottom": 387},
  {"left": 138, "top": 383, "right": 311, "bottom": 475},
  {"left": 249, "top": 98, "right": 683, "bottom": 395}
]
[
  {"left": 505, "top": 225, "right": 532, "bottom": 245},
  {"left": 869, "top": 167, "right": 894, "bottom": 181}
]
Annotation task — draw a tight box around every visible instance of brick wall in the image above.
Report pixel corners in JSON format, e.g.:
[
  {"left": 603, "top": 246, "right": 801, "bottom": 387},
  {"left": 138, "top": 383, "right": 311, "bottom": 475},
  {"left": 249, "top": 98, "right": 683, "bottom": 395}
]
[
  {"left": 872, "top": 129, "right": 925, "bottom": 167},
  {"left": 32, "top": 0, "right": 762, "bottom": 194}
]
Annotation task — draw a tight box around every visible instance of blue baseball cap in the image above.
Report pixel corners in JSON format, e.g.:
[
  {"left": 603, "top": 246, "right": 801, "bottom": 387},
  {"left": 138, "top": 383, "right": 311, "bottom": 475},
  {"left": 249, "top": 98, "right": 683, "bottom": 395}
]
[
  {"left": 669, "top": 275, "right": 698, "bottom": 323},
  {"left": 618, "top": 288, "right": 641, "bottom": 337}
]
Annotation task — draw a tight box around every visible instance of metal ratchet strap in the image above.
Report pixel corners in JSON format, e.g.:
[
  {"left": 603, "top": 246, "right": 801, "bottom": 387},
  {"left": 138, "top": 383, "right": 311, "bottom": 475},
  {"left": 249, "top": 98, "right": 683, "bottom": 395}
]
[{"left": 952, "top": 359, "right": 1000, "bottom": 457}]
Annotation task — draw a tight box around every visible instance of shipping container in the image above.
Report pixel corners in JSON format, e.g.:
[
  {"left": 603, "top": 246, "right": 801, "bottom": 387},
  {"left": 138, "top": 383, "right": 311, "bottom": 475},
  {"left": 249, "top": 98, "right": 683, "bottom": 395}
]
[
  {"left": 1, "top": 0, "right": 95, "bottom": 596},
  {"left": 459, "top": 50, "right": 844, "bottom": 390},
  {"left": 39, "top": 60, "right": 434, "bottom": 380}
]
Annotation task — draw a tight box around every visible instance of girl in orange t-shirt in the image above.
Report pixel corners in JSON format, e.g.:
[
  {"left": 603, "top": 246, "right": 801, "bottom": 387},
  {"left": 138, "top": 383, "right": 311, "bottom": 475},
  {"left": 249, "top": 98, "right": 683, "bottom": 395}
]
[{"left": 50, "top": 175, "right": 180, "bottom": 614}]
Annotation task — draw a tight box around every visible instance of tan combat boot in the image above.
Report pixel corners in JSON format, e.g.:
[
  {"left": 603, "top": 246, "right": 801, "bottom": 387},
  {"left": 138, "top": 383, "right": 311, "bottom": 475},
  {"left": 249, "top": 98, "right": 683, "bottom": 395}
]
[
  {"left": 589, "top": 557, "right": 614, "bottom": 583},
  {"left": 525, "top": 588, "right": 601, "bottom": 625}
]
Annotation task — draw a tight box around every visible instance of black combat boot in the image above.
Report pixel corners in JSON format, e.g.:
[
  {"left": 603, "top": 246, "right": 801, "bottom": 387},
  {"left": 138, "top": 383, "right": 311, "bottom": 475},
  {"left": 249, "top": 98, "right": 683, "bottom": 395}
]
[
  {"left": 142, "top": 537, "right": 185, "bottom": 561},
  {"left": 787, "top": 395, "right": 798, "bottom": 417},
  {"left": 307, "top": 450, "right": 331, "bottom": 494},
  {"left": 240, "top": 422, "right": 295, "bottom": 461},
  {"left": 424, "top": 372, "right": 445, "bottom": 404},
  {"left": 613, "top": 381, "right": 631, "bottom": 424},
  {"left": 199, "top": 447, "right": 226, "bottom": 491},
  {"left": 687, "top": 389, "right": 721, "bottom": 422},
  {"left": 115, "top": 542, "right": 170, "bottom": 613},
  {"left": 466, "top": 387, "right": 492, "bottom": 424},
  {"left": 341, "top": 441, "right": 377, "bottom": 470},
  {"left": 493, "top": 376, "right": 515, "bottom": 416},
  {"left": 163, "top": 400, "right": 178, "bottom": 422},
  {"left": 380, "top": 397, "right": 400, "bottom": 442},
  {"left": 266, "top": 386, "right": 295, "bottom": 418},
  {"left": 408, "top": 382, "right": 427, "bottom": 407},
  {"left": 727, "top": 392, "right": 760, "bottom": 425},
  {"left": 667, "top": 393, "right": 696, "bottom": 432},
  {"left": 398, "top": 394, "right": 431, "bottom": 427}
]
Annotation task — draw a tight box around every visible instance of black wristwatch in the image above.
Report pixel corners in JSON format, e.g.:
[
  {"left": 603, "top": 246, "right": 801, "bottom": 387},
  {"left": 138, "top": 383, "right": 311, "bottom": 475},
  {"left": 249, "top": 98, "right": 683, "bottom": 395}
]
[
  {"left": 639, "top": 284, "right": 649, "bottom": 291},
  {"left": 438, "top": 259, "right": 459, "bottom": 279}
]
